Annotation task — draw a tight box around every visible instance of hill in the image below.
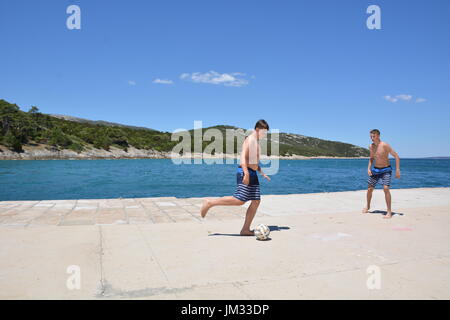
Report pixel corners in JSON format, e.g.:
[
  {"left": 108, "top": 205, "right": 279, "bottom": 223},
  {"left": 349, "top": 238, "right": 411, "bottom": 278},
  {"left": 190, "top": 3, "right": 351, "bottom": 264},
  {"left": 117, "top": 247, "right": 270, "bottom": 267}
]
[
  {"left": 49, "top": 114, "right": 156, "bottom": 131},
  {"left": 0, "top": 99, "right": 369, "bottom": 159},
  {"left": 192, "top": 125, "right": 369, "bottom": 157}
]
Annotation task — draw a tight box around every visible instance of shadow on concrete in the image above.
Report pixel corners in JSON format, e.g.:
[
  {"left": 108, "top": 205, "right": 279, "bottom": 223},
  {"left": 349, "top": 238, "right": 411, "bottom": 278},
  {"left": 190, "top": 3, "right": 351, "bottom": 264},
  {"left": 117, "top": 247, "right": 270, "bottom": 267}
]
[
  {"left": 208, "top": 225, "right": 290, "bottom": 237},
  {"left": 268, "top": 225, "right": 290, "bottom": 231},
  {"left": 370, "top": 210, "right": 404, "bottom": 217}
]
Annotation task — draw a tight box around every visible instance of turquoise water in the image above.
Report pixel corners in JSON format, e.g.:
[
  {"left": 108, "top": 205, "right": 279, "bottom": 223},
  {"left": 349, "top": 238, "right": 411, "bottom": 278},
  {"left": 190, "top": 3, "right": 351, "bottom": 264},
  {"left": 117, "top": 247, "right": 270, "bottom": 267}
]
[{"left": 1, "top": 159, "right": 449, "bottom": 201}]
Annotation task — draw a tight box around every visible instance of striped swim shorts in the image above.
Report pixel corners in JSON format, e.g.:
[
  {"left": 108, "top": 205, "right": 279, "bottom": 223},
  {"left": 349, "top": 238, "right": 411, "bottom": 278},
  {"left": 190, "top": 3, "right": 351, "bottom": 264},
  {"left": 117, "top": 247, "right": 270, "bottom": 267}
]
[
  {"left": 232, "top": 167, "right": 261, "bottom": 202},
  {"left": 368, "top": 166, "right": 392, "bottom": 187}
]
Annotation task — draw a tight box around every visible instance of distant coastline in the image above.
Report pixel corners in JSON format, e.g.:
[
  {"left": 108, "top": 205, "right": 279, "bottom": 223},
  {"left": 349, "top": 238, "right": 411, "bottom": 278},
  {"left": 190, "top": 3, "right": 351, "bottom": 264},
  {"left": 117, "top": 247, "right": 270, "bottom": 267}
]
[
  {"left": 0, "top": 144, "right": 369, "bottom": 160},
  {"left": 1, "top": 144, "right": 447, "bottom": 161},
  {"left": 422, "top": 156, "right": 450, "bottom": 159}
]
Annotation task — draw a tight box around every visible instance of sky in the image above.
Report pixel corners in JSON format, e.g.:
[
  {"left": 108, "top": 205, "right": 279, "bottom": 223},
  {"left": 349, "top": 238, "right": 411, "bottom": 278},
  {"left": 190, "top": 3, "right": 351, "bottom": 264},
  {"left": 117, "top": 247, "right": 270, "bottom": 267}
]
[{"left": 0, "top": 0, "right": 449, "bottom": 157}]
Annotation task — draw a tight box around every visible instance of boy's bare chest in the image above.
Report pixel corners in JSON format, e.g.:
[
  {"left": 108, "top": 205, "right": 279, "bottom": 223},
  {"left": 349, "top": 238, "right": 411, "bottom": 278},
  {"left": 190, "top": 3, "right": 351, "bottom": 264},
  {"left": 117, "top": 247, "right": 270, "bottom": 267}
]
[{"left": 373, "top": 145, "right": 388, "bottom": 158}]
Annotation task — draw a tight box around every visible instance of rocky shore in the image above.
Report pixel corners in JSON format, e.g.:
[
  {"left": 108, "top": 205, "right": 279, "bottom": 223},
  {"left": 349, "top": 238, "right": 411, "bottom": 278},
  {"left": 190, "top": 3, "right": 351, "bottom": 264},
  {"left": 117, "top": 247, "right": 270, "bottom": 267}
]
[
  {"left": 0, "top": 144, "right": 168, "bottom": 160},
  {"left": 0, "top": 144, "right": 368, "bottom": 160}
]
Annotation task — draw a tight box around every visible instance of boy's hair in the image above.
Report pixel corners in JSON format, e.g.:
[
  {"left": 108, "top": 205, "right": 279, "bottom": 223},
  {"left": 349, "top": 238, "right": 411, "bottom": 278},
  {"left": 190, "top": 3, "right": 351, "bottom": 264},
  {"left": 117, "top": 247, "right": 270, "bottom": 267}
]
[
  {"left": 370, "top": 129, "right": 380, "bottom": 136},
  {"left": 255, "top": 119, "right": 269, "bottom": 130}
]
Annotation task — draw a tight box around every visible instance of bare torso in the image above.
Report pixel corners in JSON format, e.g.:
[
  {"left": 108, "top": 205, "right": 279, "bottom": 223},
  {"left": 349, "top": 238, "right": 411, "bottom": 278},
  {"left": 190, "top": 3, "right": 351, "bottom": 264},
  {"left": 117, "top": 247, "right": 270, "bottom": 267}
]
[
  {"left": 241, "top": 135, "right": 260, "bottom": 170},
  {"left": 371, "top": 142, "right": 391, "bottom": 167}
]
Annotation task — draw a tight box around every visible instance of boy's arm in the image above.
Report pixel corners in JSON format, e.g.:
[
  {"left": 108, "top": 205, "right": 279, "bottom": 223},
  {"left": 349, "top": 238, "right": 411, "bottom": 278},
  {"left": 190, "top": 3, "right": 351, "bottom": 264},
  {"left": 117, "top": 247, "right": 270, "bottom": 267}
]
[
  {"left": 257, "top": 165, "right": 271, "bottom": 181},
  {"left": 240, "top": 140, "right": 250, "bottom": 178},
  {"left": 368, "top": 145, "right": 374, "bottom": 175},
  {"left": 257, "top": 165, "right": 264, "bottom": 175},
  {"left": 389, "top": 145, "right": 401, "bottom": 178}
]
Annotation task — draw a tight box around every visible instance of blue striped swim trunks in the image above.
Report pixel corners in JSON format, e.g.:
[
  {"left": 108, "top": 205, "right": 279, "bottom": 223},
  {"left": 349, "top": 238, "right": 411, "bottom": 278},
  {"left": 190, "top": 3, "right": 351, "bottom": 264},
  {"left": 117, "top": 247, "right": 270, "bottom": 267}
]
[
  {"left": 232, "top": 167, "right": 261, "bottom": 202},
  {"left": 368, "top": 166, "right": 392, "bottom": 187}
]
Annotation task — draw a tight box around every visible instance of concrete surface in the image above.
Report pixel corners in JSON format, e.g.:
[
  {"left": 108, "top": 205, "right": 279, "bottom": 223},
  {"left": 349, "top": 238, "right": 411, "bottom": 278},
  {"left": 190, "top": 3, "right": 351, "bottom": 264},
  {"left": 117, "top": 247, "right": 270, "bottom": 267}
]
[{"left": 0, "top": 188, "right": 449, "bottom": 299}]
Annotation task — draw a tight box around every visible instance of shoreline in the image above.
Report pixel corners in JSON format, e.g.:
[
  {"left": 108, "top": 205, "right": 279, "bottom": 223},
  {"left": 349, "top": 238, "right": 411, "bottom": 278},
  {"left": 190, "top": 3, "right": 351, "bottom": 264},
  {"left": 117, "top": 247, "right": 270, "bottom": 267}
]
[
  {"left": 1, "top": 186, "right": 449, "bottom": 203},
  {"left": 0, "top": 145, "right": 368, "bottom": 160},
  {"left": 0, "top": 156, "right": 370, "bottom": 161}
]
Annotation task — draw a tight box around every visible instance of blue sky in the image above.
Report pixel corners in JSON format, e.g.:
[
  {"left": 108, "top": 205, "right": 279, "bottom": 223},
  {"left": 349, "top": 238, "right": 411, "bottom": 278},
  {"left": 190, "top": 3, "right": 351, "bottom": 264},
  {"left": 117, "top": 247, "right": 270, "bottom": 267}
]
[{"left": 1, "top": 0, "right": 449, "bottom": 157}]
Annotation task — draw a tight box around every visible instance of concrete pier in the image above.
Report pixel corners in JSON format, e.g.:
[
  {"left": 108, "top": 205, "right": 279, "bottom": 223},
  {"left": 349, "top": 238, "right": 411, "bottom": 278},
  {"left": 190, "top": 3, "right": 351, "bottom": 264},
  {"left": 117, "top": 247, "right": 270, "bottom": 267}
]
[{"left": 0, "top": 188, "right": 449, "bottom": 299}]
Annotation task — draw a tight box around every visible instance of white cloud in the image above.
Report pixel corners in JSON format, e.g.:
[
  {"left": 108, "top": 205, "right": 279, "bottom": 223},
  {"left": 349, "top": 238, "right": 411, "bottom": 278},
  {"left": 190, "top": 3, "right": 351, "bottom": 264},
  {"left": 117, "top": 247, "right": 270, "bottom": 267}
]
[
  {"left": 383, "top": 95, "right": 398, "bottom": 103},
  {"left": 415, "top": 98, "right": 426, "bottom": 103},
  {"left": 179, "top": 71, "right": 249, "bottom": 87},
  {"left": 128, "top": 80, "right": 136, "bottom": 86},
  {"left": 396, "top": 94, "right": 412, "bottom": 101},
  {"left": 383, "top": 94, "right": 425, "bottom": 103},
  {"left": 153, "top": 78, "right": 174, "bottom": 85}
]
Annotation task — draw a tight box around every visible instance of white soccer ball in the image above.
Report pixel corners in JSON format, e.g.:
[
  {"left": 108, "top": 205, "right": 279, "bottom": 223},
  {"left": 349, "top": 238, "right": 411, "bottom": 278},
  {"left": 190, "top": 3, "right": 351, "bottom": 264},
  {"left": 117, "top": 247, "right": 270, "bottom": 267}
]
[{"left": 254, "top": 224, "right": 270, "bottom": 240}]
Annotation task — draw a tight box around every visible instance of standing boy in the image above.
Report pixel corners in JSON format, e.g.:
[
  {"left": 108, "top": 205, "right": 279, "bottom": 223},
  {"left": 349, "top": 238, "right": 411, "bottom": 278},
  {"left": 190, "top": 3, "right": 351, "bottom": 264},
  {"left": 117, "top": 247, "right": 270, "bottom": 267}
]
[
  {"left": 363, "top": 129, "right": 401, "bottom": 219},
  {"left": 201, "top": 120, "right": 271, "bottom": 235}
]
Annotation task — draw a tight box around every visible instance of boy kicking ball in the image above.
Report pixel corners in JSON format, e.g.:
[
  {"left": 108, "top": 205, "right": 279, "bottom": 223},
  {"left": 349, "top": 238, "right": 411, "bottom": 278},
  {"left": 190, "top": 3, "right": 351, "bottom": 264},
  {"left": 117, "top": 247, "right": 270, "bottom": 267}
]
[
  {"left": 201, "top": 120, "right": 271, "bottom": 235},
  {"left": 363, "top": 129, "right": 401, "bottom": 219}
]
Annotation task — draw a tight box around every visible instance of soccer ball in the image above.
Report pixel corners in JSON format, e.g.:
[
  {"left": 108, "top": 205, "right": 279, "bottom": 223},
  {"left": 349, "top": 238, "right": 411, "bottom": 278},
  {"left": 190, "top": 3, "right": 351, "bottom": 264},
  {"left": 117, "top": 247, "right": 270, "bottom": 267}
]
[{"left": 254, "top": 224, "right": 270, "bottom": 240}]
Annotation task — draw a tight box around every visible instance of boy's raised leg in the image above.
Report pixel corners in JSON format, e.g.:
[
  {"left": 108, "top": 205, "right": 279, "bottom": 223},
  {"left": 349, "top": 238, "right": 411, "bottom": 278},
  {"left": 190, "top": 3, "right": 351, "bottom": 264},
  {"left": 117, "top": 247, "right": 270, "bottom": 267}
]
[
  {"left": 383, "top": 186, "right": 393, "bottom": 219},
  {"left": 362, "top": 186, "right": 374, "bottom": 213},
  {"left": 201, "top": 196, "right": 244, "bottom": 218},
  {"left": 240, "top": 200, "right": 260, "bottom": 236}
]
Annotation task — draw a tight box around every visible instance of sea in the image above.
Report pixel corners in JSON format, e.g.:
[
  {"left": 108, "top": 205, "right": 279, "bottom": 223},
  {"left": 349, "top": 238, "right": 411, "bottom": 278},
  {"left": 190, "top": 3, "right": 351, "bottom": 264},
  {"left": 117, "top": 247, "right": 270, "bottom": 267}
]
[{"left": 1, "top": 158, "right": 449, "bottom": 201}]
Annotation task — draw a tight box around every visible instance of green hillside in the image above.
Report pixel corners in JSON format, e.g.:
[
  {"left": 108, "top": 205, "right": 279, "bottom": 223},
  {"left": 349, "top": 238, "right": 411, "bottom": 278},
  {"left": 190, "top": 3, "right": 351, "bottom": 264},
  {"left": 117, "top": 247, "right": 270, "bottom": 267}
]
[{"left": 0, "top": 99, "right": 369, "bottom": 157}]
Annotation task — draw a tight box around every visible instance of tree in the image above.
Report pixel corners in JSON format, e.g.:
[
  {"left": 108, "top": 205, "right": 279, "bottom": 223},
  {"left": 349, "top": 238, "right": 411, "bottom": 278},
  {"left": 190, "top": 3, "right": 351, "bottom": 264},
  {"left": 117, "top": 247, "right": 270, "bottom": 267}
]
[
  {"left": 93, "top": 134, "right": 112, "bottom": 150},
  {"left": 48, "top": 128, "right": 72, "bottom": 147},
  {"left": 28, "top": 106, "right": 39, "bottom": 114},
  {"left": 3, "top": 131, "right": 23, "bottom": 152}
]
